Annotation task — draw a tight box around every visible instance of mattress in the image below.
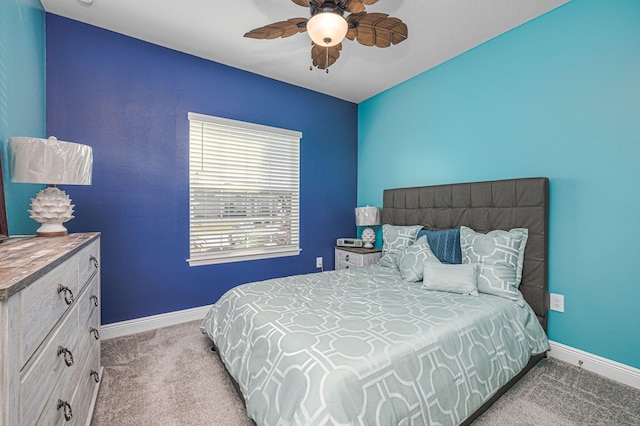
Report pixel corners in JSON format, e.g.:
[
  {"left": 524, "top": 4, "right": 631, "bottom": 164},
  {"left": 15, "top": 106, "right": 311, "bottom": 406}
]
[{"left": 201, "top": 265, "right": 549, "bottom": 425}]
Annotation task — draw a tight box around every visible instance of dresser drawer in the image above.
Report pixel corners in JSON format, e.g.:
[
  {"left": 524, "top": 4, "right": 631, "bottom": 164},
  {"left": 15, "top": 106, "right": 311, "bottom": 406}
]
[
  {"left": 21, "top": 256, "right": 80, "bottom": 366},
  {"left": 77, "top": 276, "right": 101, "bottom": 364},
  {"left": 37, "top": 338, "right": 101, "bottom": 426},
  {"left": 70, "top": 343, "right": 102, "bottom": 426},
  {"left": 335, "top": 250, "right": 361, "bottom": 268},
  {"left": 36, "top": 366, "right": 80, "bottom": 426},
  {"left": 77, "top": 239, "right": 100, "bottom": 288},
  {"left": 79, "top": 274, "right": 100, "bottom": 328},
  {"left": 37, "top": 387, "right": 75, "bottom": 426},
  {"left": 21, "top": 303, "right": 80, "bottom": 426}
]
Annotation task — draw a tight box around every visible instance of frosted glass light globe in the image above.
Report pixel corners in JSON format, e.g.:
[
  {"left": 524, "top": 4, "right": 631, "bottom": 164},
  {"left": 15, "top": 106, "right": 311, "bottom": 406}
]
[{"left": 307, "top": 12, "right": 348, "bottom": 47}]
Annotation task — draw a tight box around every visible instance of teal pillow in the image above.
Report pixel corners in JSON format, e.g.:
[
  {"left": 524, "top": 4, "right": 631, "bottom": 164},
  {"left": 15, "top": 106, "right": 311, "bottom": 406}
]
[
  {"left": 423, "top": 263, "right": 479, "bottom": 296},
  {"left": 418, "top": 229, "right": 462, "bottom": 264},
  {"left": 396, "top": 236, "right": 441, "bottom": 281},
  {"left": 460, "top": 226, "right": 528, "bottom": 304},
  {"left": 378, "top": 224, "right": 423, "bottom": 268}
]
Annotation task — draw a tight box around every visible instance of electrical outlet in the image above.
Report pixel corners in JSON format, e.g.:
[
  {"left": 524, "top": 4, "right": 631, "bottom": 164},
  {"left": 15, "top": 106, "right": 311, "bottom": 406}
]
[
  {"left": 550, "top": 293, "right": 564, "bottom": 312},
  {"left": 316, "top": 257, "right": 323, "bottom": 269}
]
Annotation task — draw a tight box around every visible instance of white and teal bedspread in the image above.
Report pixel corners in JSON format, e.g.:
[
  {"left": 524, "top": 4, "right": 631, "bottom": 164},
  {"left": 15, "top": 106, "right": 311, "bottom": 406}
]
[{"left": 201, "top": 265, "right": 549, "bottom": 425}]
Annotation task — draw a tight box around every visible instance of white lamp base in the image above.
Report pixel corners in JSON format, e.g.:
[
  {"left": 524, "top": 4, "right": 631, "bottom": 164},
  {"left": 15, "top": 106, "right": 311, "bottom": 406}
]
[
  {"left": 36, "top": 223, "right": 69, "bottom": 237},
  {"left": 361, "top": 227, "right": 376, "bottom": 249},
  {"left": 28, "top": 186, "right": 75, "bottom": 237}
]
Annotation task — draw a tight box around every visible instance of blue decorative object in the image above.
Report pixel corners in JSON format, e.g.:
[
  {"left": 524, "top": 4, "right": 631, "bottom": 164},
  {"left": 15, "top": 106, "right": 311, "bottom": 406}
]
[{"left": 417, "top": 229, "right": 462, "bottom": 264}]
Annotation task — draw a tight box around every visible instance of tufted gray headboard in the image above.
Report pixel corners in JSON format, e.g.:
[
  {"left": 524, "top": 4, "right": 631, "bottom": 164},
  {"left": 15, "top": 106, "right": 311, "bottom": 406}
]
[{"left": 382, "top": 177, "right": 549, "bottom": 330}]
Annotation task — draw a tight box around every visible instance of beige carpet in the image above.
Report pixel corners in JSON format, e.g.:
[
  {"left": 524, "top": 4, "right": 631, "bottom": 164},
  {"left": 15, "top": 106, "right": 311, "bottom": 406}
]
[
  {"left": 92, "top": 320, "right": 640, "bottom": 425},
  {"left": 92, "top": 320, "right": 251, "bottom": 426}
]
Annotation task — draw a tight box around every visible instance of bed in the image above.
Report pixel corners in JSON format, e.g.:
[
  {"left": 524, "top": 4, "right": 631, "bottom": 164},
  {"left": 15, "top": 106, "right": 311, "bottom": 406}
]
[{"left": 201, "top": 177, "right": 550, "bottom": 425}]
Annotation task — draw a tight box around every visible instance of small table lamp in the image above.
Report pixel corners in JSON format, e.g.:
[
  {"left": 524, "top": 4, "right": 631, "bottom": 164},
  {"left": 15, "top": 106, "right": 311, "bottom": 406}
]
[
  {"left": 355, "top": 206, "right": 381, "bottom": 249},
  {"left": 9, "top": 136, "right": 93, "bottom": 237}
]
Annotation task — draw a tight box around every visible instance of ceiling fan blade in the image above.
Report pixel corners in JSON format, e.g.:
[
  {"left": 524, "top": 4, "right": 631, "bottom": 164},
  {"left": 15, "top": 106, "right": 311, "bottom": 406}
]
[
  {"left": 291, "top": 0, "right": 311, "bottom": 7},
  {"left": 346, "top": 12, "right": 408, "bottom": 47},
  {"left": 244, "top": 18, "right": 308, "bottom": 40},
  {"left": 311, "top": 42, "right": 342, "bottom": 69},
  {"left": 340, "top": 0, "right": 379, "bottom": 14}
]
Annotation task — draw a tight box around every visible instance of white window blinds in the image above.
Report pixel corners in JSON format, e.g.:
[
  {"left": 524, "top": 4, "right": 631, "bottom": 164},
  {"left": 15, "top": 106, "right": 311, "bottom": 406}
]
[{"left": 187, "top": 112, "right": 301, "bottom": 266}]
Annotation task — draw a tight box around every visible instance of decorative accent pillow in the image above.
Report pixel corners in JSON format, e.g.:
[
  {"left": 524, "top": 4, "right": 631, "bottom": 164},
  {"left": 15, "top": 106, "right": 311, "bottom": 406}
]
[
  {"left": 378, "top": 224, "right": 423, "bottom": 268},
  {"left": 423, "top": 263, "right": 478, "bottom": 296},
  {"left": 460, "top": 226, "right": 528, "bottom": 304},
  {"left": 418, "top": 229, "right": 462, "bottom": 264},
  {"left": 396, "top": 236, "right": 442, "bottom": 281}
]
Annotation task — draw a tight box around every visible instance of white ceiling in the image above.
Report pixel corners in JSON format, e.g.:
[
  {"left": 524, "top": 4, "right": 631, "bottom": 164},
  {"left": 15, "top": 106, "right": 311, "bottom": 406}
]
[{"left": 41, "top": 0, "right": 569, "bottom": 103}]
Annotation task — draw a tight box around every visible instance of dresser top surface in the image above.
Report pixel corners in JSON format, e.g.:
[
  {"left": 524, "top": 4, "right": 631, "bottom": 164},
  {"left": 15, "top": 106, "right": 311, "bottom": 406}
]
[{"left": 0, "top": 232, "right": 100, "bottom": 300}]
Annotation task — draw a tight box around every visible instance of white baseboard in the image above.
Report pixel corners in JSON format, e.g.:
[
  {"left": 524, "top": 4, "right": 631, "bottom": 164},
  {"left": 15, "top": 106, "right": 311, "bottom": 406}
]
[
  {"left": 100, "top": 304, "right": 213, "bottom": 340},
  {"left": 548, "top": 340, "right": 640, "bottom": 390}
]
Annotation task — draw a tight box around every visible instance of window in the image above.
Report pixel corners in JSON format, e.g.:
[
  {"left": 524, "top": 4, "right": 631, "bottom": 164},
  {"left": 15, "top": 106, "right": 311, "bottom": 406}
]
[{"left": 187, "top": 112, "right": 301, "bottom": 266}]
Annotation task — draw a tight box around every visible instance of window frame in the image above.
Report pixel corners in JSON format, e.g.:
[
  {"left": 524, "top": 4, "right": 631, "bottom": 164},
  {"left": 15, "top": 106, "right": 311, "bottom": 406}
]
[{"left": 187, "top": 112, "right": 302, "bottom": 266}]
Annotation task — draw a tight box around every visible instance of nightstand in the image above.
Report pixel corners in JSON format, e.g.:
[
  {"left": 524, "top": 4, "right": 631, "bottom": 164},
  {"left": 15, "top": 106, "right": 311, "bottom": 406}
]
[{"left": 335, "top": 246, "right": 382, "bottom": 270}]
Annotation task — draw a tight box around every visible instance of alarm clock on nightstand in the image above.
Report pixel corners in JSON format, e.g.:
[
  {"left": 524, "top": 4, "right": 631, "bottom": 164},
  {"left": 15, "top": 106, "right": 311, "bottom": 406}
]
[{"left": 336, "top": 238, "right": 363, "bottom": 248}]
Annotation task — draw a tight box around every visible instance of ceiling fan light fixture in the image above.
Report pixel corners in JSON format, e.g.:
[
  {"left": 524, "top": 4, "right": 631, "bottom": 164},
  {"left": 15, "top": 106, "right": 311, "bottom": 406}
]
[
  {"left": 306, "top": 11, "right": 348, "bottom": 47},
  {"left": 244, "top": 0, "right": 408, "bottom": 71}
]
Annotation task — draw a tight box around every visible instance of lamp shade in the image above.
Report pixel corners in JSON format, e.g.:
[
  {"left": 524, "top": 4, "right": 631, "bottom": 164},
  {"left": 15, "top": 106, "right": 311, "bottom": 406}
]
[
  {"left": 355, "top": 206, "right": 381, "bottom": 227},
  {"left": 9, "top": 136, "right": 93, "bottom": 185},
  {"left": 306, "top": 12, "right": 348, "bottom": 47}
]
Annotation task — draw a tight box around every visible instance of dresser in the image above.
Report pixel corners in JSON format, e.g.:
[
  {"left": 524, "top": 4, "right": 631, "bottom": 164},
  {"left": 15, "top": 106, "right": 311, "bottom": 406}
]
[
  {"left": 0, "top": 233, "right": 101, "bottom": 425},
  {"left": 335, "top": 246, "right": 382, "bottom": 270}
]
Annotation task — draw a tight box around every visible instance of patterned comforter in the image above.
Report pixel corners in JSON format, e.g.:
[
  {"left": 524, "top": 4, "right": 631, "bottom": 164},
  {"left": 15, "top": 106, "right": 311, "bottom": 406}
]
[{"left": 201, "top": 265, "right": 549, "bottom": 425}]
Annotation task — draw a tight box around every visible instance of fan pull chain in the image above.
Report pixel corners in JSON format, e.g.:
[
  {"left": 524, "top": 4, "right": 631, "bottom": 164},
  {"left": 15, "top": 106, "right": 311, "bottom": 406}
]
[
  {"left": 326, "top": 46, "right": 329, "bottom": 73},
  {"left": 309, "top": 44, "right": 331, "bottom": 73}
]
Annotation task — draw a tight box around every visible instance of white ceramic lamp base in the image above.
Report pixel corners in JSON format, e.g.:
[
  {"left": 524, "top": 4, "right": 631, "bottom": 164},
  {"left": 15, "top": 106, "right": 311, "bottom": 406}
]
[
  {"left": 29, "top": 186, "right": 75, "bottom": 237},
  {"left": 35, "top": 222, "right": 69, "bottom": 237},
  {"left": 361, "top": 227, "right": 376, "bottom": 249}
]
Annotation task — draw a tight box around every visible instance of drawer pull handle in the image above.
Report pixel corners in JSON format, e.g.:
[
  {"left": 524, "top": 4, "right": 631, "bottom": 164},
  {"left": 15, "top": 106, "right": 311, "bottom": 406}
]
[
  {"left": 90, "top": 370, "right": 101, "bottom": 383},
  {"left": 57, "top": 346, "right": 74, "bottom": 366},
  {"left": 90, "top": 295, "right": 100, "bottom": 307},
  {"left": 90, "top": 255, "right": 100, "bottom": 269},
  {"left": 90, "top": 327, "right": 100, "bottom": 340},
  {"left": 57, "top": 285, "right": 74, "bottom": 305},
  {"left": 345, "top": 254, "right": 349, "bottom": 261},
  {"left": 57, "top": 399, "right": 73, "bottom": 421}
]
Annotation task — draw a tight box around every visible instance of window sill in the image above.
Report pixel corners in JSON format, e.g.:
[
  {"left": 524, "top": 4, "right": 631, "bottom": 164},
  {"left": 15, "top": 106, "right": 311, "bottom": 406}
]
[{"left": 187, "top": 248, "right": 301, "bottom": 267}]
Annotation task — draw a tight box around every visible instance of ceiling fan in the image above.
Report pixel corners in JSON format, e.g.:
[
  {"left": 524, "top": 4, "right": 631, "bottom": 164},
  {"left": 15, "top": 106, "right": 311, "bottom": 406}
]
[{"left": 244, "top": 0, "right": 408, "bottom": 72}]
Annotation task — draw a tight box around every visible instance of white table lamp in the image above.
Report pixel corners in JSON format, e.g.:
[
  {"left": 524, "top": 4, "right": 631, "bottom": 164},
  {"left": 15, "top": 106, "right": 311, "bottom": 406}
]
[
  {"left": 9, "top": 136, "right": 93, "bottom": 237},
  {"left": 355, "top": 206, "right": 381, "bottom": 249}
]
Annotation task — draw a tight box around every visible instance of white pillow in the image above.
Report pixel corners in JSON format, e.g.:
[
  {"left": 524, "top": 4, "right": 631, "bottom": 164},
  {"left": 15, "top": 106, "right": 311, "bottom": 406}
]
[
  {"left": 396, "top": 236, "right": 441, "bottom": 282},
  {"left": 378, "top": 224, "right": 423, "bottom": 268},
  {"left": 460, "top": 226, "right": 528, "bottom": 304},
  {"left": 423, "top": 263, "right": 478, "bottom": 296}
]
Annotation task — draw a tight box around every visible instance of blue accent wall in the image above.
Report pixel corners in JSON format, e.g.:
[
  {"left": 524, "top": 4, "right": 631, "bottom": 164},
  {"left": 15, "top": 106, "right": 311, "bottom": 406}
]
[
  {"left": 0, "top": 0, "right": 45, "bottom": 235},
  {"left": 358, "top": 0, "right": 640, "bottom": 369},
  {"left": 46, "top": 14, "right": 358, "bottom": 325}
]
